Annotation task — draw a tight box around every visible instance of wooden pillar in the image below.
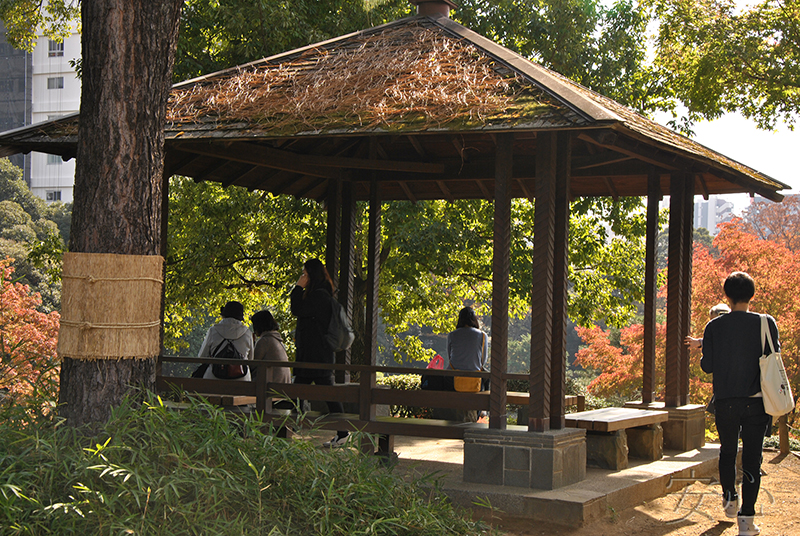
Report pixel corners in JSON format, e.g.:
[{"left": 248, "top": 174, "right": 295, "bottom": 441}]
[
  {"left": 665, "top": 172, "right": 686, "bottom": 407},
  {"left": 642, "top": 169, "right": 660, "bottom": 403},
  {"left": 336, "top": 180, "right": 356, "bottom": 385},
  {"left": 360, "top": 138, "right": 380, "bottom": 422},
  {"left": 529, "top": 132, "right": 557, "bottom": 432},
  {"left": 680, "top": 174, "right": 695, "bottom": 405},
  {"left": 325, "top": 179, "right": 341, "bottom": 292},
  {"left": 489, "top": 133, "right": 513, "bottom": 430},
  {"left": 549, "top": 132, "right": 571, "bottom": 429}
]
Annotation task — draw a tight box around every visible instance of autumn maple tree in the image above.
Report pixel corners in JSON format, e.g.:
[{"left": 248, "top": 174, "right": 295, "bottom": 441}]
[
  {"left": 576, "top": 210, "right": 799, "bottom": 419},
  {"left": 0, "top": 258, "right": 60, "bottom": 419}
]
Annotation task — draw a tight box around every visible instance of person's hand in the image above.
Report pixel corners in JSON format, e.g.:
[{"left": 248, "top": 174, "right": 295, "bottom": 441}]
[
  {"left": 684, "top": 336, "right": 702, "bottom": 350},
  {"left": 296, "top": 272, "right": 309, "bottom": 288}
]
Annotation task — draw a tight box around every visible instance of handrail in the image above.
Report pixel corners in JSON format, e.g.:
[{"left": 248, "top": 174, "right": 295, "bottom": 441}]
[{"left": 157, "top": 355, "right": 581, "bottom": 429}]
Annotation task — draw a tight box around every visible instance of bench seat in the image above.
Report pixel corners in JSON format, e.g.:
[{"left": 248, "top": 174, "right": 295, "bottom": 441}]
[{"left": 565, "top": 407, "right": 669, "bottom": 470}]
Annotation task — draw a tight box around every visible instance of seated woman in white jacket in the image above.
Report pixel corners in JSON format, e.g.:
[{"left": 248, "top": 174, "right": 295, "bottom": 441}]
[{"left": 198, "top": 301, "right": 254, "bottom": 381}]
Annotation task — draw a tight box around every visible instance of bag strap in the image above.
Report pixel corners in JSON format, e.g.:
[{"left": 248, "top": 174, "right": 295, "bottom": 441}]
[
  {"left": 481, "top": 332, "right": 487, "bottom": 368},
  {"left": 761, "top": 314, "right": 776, "bottom": 355}
]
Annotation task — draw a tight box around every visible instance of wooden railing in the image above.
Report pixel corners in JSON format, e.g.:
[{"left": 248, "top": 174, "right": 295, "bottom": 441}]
[{"left": 156, "top": 356, "right": 585, "bottom": 442}]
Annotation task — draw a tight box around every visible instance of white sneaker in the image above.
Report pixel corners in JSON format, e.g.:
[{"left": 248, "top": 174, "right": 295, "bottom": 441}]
[
  {"left": 322, "top": 434, "right": 349, "bottom": 448},
  {"left": 737, "top": 515, "right": 760, "bottom": 536},
  {"left": 723, "top": 492, "right": 739, "bottom": 518}
]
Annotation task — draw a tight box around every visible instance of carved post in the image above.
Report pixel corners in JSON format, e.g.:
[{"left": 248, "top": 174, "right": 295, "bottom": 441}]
[
  {"left": 360, "top": 138, "right": 380, "bottom": 422},
  {"left": 680, "top": 174, "right": 695, "bottom": 405},
  {"left": 529, "top": 132, "right": 557, "bottom": 432},
  {"left": 665, "top": 172, "right": 686, "bottom": 407},
  {"left": 643, "top": 169, "right": 660, "bottom": 403},
  {"left": 325, "top": 179, "right": 341, "bottom": 292},
  {"left": 549, "top": 132, "right": 571, "bottom": 429},
  {"left": 337, "top": 180, "right": 356, "bottom": 385},
  {"left": 490, "top": 133, "right": 512, "bottom": 430}
]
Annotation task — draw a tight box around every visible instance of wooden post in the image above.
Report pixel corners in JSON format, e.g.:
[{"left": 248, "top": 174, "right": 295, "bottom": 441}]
[
  {"left": 360, "top": 138, "right": 380, "bottom": 422},
  {"left": 529, "top": 132, "right": 557, "bottom": 432},
  {"left": 665, "top": 172, "right": 686, "bottom": 407},
  {"left": 549, "top": 132, "right": 571, "bottom": 429},
  {"left": 489, "top": 133, "right": 512, "bottom": 430},
  {"left": 337, "top": 180, "right": 356, "bottom": 385},
  {"left": 643, "top": 169, "right": 660, "bottom": 403},
  {"left": 325, "top": 179, "right": 341, "bottom": 292},
  {"left": 680, "top": 175, "right": 695, "bottom": 405}
]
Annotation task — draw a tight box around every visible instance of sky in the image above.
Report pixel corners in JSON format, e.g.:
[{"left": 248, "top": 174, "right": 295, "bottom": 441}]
[{"left": 678, "top": 114, "right": 800, "bottom": 215}]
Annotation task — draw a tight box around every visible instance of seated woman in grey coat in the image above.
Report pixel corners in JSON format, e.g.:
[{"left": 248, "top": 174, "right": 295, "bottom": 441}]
[{"left": 250, "top": 310, "right": 291, "bottom": 384}]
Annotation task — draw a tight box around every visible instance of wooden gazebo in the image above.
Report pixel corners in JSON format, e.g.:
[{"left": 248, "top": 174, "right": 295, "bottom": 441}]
[{"left": 0, "top": 0, "right": 788, "bottom": 488}]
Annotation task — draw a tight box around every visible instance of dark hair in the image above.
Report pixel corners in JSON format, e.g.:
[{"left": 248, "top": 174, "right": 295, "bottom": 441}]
[
  {"left": 456, "top": 306, "right": 479, "bottom": 329},
  {"left": 303, "top": 258, "right": 333, "bottom": 294},
  {"left": 251, "top": 310, "right": 279, "bottom": 335},
  {"left": 220, "top": 301, "right": 244, "bottom": 321},
  {"left": 723, "top": 271, "right": 755, "bottom": 304}
]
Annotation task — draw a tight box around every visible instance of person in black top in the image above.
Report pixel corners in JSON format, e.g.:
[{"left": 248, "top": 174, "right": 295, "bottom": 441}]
[
  {"left": 290, "top": 258, "right": 349, "bottom": 447},
  {"left": 701, "top": 271, "right": 778, "bottom": 536}
]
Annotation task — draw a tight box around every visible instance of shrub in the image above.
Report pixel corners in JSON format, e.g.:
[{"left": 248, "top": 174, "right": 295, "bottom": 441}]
[
  {"left": 376, "top": 373, "right": 432, "bottom": 418},
  {"left": 0, "top": 393, "right": 491, "bottom": 535}
]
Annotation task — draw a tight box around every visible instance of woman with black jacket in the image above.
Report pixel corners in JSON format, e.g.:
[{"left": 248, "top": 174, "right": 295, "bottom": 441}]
[{"left": 290, "top": 258, "right": 349, "bottom": 447}]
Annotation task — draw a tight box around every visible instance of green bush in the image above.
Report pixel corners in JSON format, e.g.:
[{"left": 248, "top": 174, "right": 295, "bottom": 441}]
[
  {"left": 376, "top": 374, "right": 432, "bottom": 419},
  {"left": 0, "top": 393, "right": 490, "bottom": 535}
]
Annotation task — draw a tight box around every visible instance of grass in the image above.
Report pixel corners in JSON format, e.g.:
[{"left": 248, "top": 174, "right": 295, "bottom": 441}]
[{"left": 0, "top": 393, "right": 494, "bottom": 535}]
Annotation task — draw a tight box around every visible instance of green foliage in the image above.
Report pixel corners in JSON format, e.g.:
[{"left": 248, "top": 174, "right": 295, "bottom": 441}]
[
  {"left": 0, "top": 159, "right": 69, "bottom": 312},
  {"left": 0, "top": 0, "right": 80, "bottom": 52},
  {"left": 651, "top": 0, "right": 800, "bottom": 130},
  {"left": 175, "top": 0, "right": 411, "bottom": 80},
  {"left": 0, "top": 393, "right": 488, "bottom": 535}
]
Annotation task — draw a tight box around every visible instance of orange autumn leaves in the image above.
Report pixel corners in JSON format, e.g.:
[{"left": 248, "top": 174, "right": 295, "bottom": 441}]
[
  {"left": 0, "top": 258, "right": 60, "bottom": 406},
  {"left": 576, "top": 215, "right": 800, "bottom": 407}
]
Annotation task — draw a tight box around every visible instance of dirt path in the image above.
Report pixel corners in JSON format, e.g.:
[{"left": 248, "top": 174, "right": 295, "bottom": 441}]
[{"left": 492, "top": 449, "right": 800, "bottom": 536}]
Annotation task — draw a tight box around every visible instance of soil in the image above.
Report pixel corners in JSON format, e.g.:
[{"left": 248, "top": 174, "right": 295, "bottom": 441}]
[{"left": 491, "top": 449, "right": 800, "bottom": 536}]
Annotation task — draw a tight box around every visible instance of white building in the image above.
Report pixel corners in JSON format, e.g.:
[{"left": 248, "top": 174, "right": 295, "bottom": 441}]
[
  {"left": 693, "top": 195, "right": 734, "bottom": 235},
  {"left": 29, "top": 32, "right": 81, "bottom": 203}
]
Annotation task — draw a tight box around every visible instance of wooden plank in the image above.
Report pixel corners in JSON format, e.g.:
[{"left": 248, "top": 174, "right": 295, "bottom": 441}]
[{"left": 565, "top": 407, "right": 669, "bottom": 432}]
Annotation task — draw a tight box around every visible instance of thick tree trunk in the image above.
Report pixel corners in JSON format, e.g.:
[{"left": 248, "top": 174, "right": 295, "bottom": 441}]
[{"left": 59, "top": 0, "right": 182, "bottom": 427}]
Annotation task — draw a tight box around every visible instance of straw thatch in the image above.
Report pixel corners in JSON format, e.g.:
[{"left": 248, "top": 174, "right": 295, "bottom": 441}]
[
  {"left": 168, "top": 23, "right": 552, "bottom": 133},
  {"left": 58, "top": 253, "right": 164, "bottom": 360}
]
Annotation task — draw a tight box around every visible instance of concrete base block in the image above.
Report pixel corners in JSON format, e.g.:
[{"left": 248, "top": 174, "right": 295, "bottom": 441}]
[
  {"left": 625, "top": 401, "right": 706, "bottom": 451},
  {"left": 627, "top": 424, "right": 663, "bottom": 461},
  {"left": 586, "top": 430, "right": 628, "bottom": 470},
  {"left": 463, "top": 427, "right": 586, "bottom": 490}
]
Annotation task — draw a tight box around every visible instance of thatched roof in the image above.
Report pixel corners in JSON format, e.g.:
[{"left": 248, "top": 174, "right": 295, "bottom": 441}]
[{"left": 0, "top": 13, "right": 789, "bottom": 202}]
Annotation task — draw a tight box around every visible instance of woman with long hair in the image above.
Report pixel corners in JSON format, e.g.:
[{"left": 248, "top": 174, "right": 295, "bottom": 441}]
[{"left": 290, "top": 258, "right": 349, "bottom": 447}]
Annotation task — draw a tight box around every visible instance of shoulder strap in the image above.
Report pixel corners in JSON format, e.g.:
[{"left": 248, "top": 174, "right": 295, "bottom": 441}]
[{"left": 761, "top": 314, "right": 776, "bottom": 355}]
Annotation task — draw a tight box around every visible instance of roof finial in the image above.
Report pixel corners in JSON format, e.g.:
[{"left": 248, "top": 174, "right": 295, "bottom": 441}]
[{"left": 410, "top": 0, "right": 457, "bottom": 18}]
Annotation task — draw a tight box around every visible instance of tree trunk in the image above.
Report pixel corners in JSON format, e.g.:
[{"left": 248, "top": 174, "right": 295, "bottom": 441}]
[{"left": 59, "top": 0, "right": 182, "bottom": 428}]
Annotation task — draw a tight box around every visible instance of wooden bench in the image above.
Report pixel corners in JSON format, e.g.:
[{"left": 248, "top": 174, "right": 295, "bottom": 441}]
[{"left": 565, "top": 407, "right": 669, "bottom": 470}]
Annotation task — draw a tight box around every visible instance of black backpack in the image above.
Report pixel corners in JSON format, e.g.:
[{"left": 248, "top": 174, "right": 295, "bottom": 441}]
[
  {"left": 325, "top": 298, "right": 355, "bottom": 352},
  {"left": 211, "top": 338, "right": 248, "bottom": 379}
]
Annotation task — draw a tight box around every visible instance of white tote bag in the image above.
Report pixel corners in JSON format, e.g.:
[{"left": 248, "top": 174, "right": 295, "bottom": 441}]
[{"left": 759, "top": 315, "right": 795, "bottom": 417}]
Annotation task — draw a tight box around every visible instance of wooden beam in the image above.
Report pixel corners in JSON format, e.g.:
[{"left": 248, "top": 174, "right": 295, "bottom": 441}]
[
  {"left": 407, "top": 135, "right": 427, "bottom": 158},
  {"left": 474, "top": 178, "right": 491, "bottom": 200},
  {"left": 436, "top": 180, "right": 454, "bottom": 203},
  {"left": 665, "top": 172, "right": 686, "bottom": 407},
  {"left": 578, "top": 130, "right": 680, "bottom": 171},
  {"left": 516, "top": 178, "right": 533, "bottom": 202},
  {"left": 603, "top": 176, "right": 619, "bottom": 201},
  {"left": 680, "top": 175, "right": 695, "bottom": 406},
  {"left": 362, "top": 138, "right": 381, "bottom": 422},
  {"left": 176, "top": 140, "right": 445, "bottom": 175},
  {"left": 572, "top": 152, "right": 633, "bottom": 171},
  {"left": 398, "top": 180, "right": 417, "bottom": 203}
]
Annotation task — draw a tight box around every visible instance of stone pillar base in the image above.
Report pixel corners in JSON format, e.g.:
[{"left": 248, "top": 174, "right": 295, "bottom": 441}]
[
  {"left": 586, "top": 430, "right": 628, "bottom": 470},
  {"left": 627, "top": 424, "right": 663, "bottom": 461},
  {"left": 463, "top": 427, "right": 586, "bottom": 490},
  {"left": 625, "top": 401, "right": 705, "bottom": 451}
]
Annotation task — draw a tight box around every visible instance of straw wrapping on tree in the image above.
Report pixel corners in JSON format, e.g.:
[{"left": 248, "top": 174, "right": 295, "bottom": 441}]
[
  {"left": 58, "top": 253, "right": 164, "bottom": 360},
  {"left": 167, "top": 24, "right": 546, "bottom": 132}
]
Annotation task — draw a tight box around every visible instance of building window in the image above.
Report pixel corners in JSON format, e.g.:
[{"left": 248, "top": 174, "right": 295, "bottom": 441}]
[
  {"left": 47, "top": 77, "right": 64, "bottom": 89},
  {"left": 47, "top": 154, "right": 62, "bottom": 165},
  {"left": 46, "top": 191, "right": 62, "bottom": 202},
  {"left": 48, "top": 40, "right": 64, "bottom": 57}
]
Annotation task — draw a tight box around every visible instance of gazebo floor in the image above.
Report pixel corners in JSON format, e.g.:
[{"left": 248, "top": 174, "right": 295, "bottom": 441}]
[{"left": 318, "top": 431, "right": 720, "bottom": 528}]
